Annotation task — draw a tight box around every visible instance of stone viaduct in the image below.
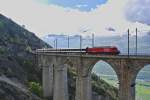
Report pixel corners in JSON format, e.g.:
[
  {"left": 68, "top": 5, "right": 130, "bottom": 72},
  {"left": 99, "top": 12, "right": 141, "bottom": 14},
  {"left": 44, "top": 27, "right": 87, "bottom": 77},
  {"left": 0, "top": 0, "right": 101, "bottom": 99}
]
[{"left": 36, "top": 51, "right": 150, "bottom": 100}]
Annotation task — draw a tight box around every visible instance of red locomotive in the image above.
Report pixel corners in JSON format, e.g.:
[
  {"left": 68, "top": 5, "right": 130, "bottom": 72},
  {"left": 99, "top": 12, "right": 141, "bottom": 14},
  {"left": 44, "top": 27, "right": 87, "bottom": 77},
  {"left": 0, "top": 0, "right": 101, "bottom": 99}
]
[{"left": 85, "top": 46, "right": 120, "bottom": 55}]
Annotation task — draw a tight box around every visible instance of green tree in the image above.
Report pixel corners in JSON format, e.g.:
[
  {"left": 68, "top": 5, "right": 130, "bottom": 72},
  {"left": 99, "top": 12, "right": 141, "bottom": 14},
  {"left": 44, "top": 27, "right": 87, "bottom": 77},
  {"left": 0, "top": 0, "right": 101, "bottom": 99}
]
[{"left": 28, "top": 82, "right": 42, "bottom": 97}]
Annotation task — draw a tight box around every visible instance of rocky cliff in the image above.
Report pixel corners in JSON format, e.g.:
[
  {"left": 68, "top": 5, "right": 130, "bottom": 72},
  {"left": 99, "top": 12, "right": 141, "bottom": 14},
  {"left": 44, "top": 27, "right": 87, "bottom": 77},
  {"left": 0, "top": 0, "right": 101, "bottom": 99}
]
[{"left": 0, "top": 14, "right": 50, "bottom": 99}]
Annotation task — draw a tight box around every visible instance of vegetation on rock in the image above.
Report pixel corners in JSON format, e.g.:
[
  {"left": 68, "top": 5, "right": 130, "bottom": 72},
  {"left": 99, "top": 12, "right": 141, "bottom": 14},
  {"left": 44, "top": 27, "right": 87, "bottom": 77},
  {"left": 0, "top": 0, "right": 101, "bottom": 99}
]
[
  {"left": 28, "top": 81, "right": 43, "bottom": 97},
  {"left": 0, "top": 14, "right": 50, "bottom": 99}
]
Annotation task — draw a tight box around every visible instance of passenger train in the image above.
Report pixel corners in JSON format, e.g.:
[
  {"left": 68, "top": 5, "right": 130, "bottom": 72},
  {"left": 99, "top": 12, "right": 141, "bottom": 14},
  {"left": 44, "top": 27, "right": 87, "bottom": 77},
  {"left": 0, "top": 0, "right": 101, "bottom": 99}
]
[{"left": 38, "top": 46, "right": 120, "bottom": 55}]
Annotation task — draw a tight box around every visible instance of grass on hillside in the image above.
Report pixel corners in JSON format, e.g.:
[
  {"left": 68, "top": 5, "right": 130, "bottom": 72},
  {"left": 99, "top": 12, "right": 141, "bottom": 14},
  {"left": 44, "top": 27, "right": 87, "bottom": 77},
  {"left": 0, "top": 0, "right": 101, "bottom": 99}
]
[{"left": 101, "top": 77, "right": 118, "bottom": 88}]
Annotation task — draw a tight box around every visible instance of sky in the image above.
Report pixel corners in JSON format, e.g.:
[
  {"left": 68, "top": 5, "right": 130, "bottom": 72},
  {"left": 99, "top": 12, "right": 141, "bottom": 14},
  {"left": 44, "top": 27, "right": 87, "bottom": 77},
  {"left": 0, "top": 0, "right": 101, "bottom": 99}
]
[
  {"left": 0, "top": 0, "right": 150, "bottom": 37},
  {"left": 38, "top": 0, "right": 107, "bottom": 11}
]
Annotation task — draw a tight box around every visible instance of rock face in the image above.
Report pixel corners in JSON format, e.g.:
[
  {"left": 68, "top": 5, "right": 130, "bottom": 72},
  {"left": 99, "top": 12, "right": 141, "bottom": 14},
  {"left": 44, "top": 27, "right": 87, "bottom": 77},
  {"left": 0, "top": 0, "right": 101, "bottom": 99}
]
[
  {"left": 0, "top": 14, "right": 50, "bottom": 99},
  {"left": 0, "top": 76, "right": 41, "bottom": 100},
  {"left": 0, "top": 14, "right": 50, "bottom": 82}
]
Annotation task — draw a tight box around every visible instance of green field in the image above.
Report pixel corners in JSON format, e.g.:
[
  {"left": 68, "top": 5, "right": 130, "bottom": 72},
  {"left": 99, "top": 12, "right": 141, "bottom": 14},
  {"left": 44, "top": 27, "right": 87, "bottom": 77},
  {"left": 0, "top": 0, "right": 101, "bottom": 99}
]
[
  {"left": 101, "top": 76, "right": 150, "bottom": 100},
  {"left": 136, "top": 81, "right": 150, "bottom": 100}
]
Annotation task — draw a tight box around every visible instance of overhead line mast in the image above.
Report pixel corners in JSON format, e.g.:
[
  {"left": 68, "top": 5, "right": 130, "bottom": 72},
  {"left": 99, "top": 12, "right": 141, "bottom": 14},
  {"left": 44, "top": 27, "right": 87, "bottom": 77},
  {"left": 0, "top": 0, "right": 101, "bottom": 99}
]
[
  {"left": 92, "top": 33, "right": 94, "bottom": 47},
  {"left": 135, "top": 28, "right": 138, "bottom": 55},
  {"left": 67, "top": 35, "right": 69, "bottom": 48},
  {"left": 128, "top": 29, "right": 130, "bottom": 57}
]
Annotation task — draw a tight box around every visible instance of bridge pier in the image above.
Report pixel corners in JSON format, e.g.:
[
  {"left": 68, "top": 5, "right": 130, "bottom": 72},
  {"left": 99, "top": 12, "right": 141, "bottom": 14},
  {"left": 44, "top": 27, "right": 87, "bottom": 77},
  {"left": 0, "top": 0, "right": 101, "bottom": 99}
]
[
  {"left": 42, "top": 64, "right": 53, "bottom": 98},
  {"left": 118, "top": 61, "right": 135, "bottom": 100},
  {"left": 53, "top": 64, "right": 69, "bottom": 100},
  {"left": 75, "top": 74, "right": 92, "bottom": 100}
]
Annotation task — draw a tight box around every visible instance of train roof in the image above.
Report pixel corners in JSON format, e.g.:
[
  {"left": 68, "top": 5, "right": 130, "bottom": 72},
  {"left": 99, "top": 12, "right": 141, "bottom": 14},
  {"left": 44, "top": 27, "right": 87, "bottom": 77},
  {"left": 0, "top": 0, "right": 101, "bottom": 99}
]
[{"left": 92, "top": 46, "right": 117, "bottom": 48}]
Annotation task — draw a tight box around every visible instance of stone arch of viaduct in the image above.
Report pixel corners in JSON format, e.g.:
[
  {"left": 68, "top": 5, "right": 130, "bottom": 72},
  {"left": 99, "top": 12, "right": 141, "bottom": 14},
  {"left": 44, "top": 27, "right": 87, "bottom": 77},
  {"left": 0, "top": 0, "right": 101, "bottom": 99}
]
[{"left": 38, "top": 54, "right": 150, "bottom": 100}]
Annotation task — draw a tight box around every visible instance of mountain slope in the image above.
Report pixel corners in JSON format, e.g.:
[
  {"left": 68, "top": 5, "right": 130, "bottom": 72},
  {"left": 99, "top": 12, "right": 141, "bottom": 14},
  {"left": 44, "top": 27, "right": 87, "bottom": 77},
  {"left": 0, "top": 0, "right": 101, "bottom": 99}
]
[
  {"left": 0, "top": 14, "right": 50, "bottom": 99},
  {"left": 0, "top": 14, "right": 50, "bottom": 82}
]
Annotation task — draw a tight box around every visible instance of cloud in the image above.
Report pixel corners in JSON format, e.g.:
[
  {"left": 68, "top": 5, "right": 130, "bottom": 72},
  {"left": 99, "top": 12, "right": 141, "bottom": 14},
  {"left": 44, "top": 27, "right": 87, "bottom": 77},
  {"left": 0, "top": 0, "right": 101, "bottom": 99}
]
[
  {"left": 0, "top": 0, "right": 150, "bottom": 37},
  {"left": 125, "top": 0, "right": 150, "bottom": 25},
  {"left": 106, "top": 27, "right": 115, "bottom": 32}
]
